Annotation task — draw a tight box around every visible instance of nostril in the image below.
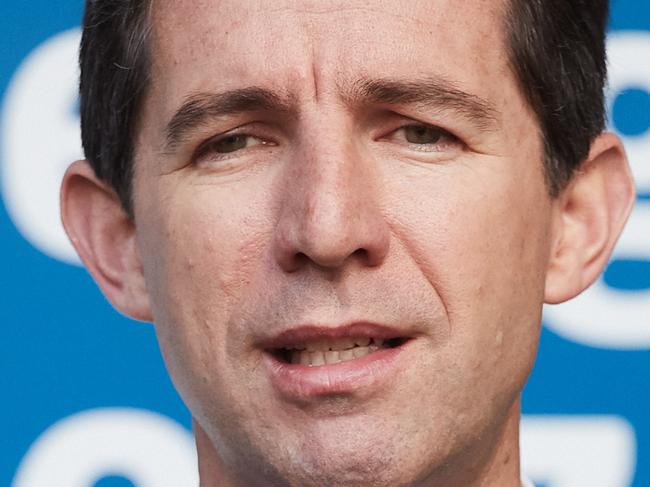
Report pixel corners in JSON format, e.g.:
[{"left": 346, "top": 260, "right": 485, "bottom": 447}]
[
  {"left": 279, "top": 252, "right": 310, "bottom": 273},
  {"left": 351, "top": 247, "right": 369, "bottom": 262}
]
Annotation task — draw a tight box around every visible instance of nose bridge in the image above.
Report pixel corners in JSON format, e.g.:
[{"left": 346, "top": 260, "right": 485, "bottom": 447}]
[
  {"left": 302, "top": 128, "right": 363, "bottom": 229},
  {"left": 274, "top": 115, "right": 390, "bottom": 271}
]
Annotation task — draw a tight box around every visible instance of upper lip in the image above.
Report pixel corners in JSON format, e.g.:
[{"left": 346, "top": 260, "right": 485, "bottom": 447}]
[{"left": 258, "top": 321, "right": 415, "bottom": 351}]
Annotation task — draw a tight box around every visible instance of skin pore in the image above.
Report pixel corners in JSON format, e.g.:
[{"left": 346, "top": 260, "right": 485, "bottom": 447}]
[{"left": 60, "top": 0, "right": 635, "bottom": 486}]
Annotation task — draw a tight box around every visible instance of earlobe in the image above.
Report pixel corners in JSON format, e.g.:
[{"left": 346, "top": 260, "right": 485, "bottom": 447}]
[
  {"left": 545, "top": 133, "right": 636, "bottom": 304},
  {"left": 60, "top": 160, "right": 153, "bottom": 322}
]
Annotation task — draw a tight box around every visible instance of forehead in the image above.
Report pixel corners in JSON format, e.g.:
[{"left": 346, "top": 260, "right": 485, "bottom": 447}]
[{"left": 147, "top": 0, "right": 511, "bottom": 110}]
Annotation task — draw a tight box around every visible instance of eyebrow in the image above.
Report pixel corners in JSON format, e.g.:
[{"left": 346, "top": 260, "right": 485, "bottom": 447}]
[
  {"left": 164, "top": 87, "right": 293, "bottom": 152},
  {"left": 163, "top": 77, "right": 499, "bottom": 152},
  {"left": 343, "top": 76, "right": 499, "bottom": 130}
]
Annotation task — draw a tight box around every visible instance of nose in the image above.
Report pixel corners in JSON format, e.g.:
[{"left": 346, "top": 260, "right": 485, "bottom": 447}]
[{"left": 273, "top": 135, "right": 390, "bottom": 273}]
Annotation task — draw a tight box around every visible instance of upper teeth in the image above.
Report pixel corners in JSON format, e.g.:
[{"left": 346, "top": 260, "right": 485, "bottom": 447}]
[
  {"left": 294, "top": 337, "right": 381, "bottom": 352},
  {"left": 291, "top": 346, "right": 378, "bottom": 366},
  {"left": 284, "top": 337, "right": 388, "bottom": 366}
]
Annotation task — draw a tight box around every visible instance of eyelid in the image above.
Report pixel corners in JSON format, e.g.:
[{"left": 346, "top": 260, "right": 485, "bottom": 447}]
[
  {"left": 384, "top": 121, "right": 464, "bottom": 150},
  {"left": 192, "top": 123, "right": 278, "bottom": 163},
  {"left": 396, "top": 122, "right": 457, "bottom": 139}
]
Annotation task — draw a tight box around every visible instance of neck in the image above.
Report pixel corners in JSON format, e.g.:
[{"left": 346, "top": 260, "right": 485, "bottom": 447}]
[
  {"left": 195, "top": 421, "right": 229, "bottom": 487},
  {"left": 196, "top": 398, "right": 523, "bottom": 487},
  {"left": 482, "top": 399, "right": 523, "bottom": 487}
]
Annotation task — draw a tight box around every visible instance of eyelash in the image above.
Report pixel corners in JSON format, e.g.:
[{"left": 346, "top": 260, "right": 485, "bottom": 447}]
[
  {"left": 193, "top": 128, "right": 275, "bottom": 164},
  {"left": 192, "top": 121, "right": 462, "bottom": 165},
  {"left": 385, "top": 123, "right": 462, "bottom": 152}
]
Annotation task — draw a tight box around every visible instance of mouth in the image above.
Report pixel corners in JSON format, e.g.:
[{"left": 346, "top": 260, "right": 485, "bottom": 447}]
[
  {"left": 260, "top": 323, "right": 415, "bottom": 400},
  {"left": 269, "top": 336, "right": 410, "bottom": 366}
]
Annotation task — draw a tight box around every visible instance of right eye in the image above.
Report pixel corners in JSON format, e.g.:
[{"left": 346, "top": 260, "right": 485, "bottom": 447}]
[
  {"left": 204, "top": 133, "right": 266, "bottom": 154},
  {"left": 192, "top": 128, "right": 278, "bottom": 167}
]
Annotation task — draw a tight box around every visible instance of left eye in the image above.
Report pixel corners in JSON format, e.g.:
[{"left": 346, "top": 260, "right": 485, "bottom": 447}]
[{"left": 398, "top": 124, "right": 446, "bottom": 145}]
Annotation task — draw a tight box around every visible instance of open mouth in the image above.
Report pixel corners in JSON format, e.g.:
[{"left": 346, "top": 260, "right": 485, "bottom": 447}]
[
  {"left": 269, "top": 336, "right": 410, "bottom": 366},
  {"left": 261, "top": 324, "right": 416, "bottom": 398}
]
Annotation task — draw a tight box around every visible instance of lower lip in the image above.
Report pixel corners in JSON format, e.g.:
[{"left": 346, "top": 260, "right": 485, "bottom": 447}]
[{"left": 262, "top": 343, "right": 410, "bottom": 400}]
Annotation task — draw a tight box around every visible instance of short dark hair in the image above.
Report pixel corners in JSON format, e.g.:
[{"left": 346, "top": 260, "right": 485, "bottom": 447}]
[
  {"left": 79, "top": 0, "right": 609, "bottom": 215},
  {"left": 79, "top": 0, "right": 151, "bottom": 215},
  {"left": 505, "top": 0, "right": 609, "bottom": 196}
]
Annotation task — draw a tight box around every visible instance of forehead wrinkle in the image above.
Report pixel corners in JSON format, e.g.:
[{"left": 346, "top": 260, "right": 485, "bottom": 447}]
[{"left": 149, "top": 0, "right": 510, "bottom": 157}]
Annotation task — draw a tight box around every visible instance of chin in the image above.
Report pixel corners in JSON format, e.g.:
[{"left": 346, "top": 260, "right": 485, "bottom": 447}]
[
  {"left": 277, "top": 449, "right": 402, "bottom": 487},
  {"left": 240, "top": 419, "right": 431, "bottom": 487}
]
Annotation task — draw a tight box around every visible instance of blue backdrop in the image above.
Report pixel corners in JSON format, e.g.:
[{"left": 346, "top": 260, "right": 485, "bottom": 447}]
[{"left": 1, "top": 1, "right": 649, "bottom": 486}]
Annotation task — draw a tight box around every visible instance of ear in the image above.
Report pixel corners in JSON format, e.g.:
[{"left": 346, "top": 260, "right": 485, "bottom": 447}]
[
  {"left": 60, "top": 160, "right": 152, "bottom": 321},
  {"left": 545, "top": 133, "right": 636, "bottom": 304}
]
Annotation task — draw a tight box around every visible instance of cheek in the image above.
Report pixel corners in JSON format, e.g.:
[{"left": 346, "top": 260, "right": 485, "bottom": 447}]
[
  {"left": 134, "top": 177, "right": 275, "bottom": 409},
  {"left": 384, "top": 157, "right": 552, "bottom": 385},
  {"left": 143, "top": 190, "right": 263, "bottom": 315}
]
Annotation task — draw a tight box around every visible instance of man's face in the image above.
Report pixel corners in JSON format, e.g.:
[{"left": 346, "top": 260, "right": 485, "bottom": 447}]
[{"left": 133, "top": 0, "right": 551, "bottom": 484}]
